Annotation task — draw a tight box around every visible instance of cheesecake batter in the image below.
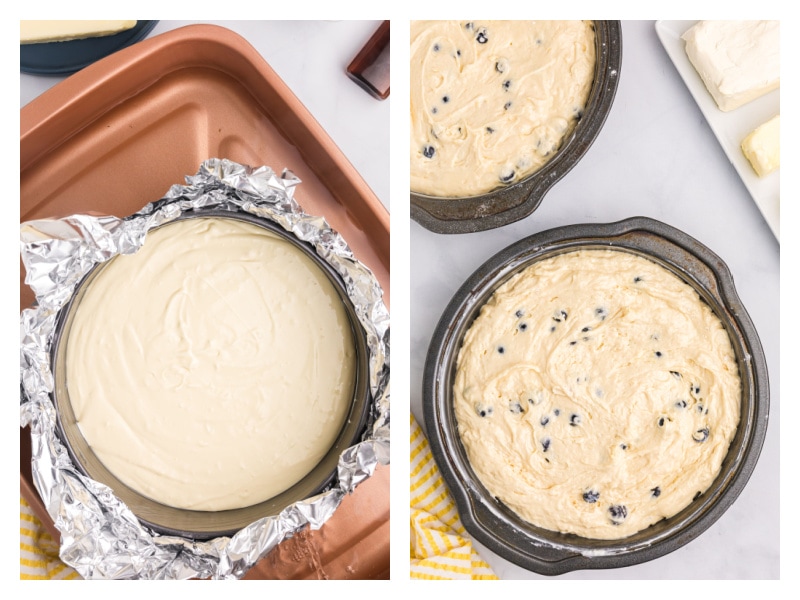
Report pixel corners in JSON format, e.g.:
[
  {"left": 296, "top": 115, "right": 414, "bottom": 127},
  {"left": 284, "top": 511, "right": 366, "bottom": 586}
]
[
  {"left": 410, "top": 20, "right": 596, "bottom": 197},
  {"left": 65, "top": 217, "right": 356, "bottom": 511},
  {"left": 454, "top": 249, "right": 741, "bottom": 539}
]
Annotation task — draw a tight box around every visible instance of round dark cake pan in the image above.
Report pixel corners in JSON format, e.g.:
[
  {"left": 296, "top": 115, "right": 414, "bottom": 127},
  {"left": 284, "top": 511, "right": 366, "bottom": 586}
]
[
  {"left": 50, "top": 208, "right": 371, "bottom": 540},
  {"left": 422, "top": 217, "right": 769, "bottom": 575},
  {"left": 411, "top": 21, "right": 622, "bottom": 234}
]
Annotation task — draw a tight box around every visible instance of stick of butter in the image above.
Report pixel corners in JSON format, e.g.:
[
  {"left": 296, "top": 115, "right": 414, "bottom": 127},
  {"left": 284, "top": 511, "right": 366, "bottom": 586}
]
[
  {"left": 20, "top": 20, "right": 137, "bottom": 44},
  {"left": 741, "top": 115, "right": 780, "bottom": 177},
  {"left": 682, "top": 20, "right": 779, "bottom": 112}
]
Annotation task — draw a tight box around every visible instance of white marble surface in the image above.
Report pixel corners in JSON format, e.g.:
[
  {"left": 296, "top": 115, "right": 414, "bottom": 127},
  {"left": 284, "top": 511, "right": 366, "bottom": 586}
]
[
  {"left": 19, "top": 20, "right": 390, "bottom": 211},
  {"left": 410, "top": 20, "right": 779, "bottom": 579}
]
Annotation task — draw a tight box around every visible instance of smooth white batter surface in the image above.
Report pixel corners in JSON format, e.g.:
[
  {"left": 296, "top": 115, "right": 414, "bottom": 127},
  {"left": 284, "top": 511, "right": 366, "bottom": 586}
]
[
  {"left": 410, "top": 20, "right": 596, "bottom": 197},
  {"left": 454, "top": 250, "right": 741, "bottom": 539},
  {"left": 66, "top": 217, "right": 356, "bottom": 511}
]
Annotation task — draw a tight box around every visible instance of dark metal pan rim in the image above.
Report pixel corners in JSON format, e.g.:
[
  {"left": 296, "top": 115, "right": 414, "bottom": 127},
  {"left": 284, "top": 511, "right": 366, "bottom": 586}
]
[{"left": 422, "top": 216, "right": 769, "bottom": 574}]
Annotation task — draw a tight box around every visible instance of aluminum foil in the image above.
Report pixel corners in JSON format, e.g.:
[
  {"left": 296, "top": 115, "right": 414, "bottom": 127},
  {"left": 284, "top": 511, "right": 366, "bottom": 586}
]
[{"left": 19, "top": 158, "right": 390, "bottom": 580}]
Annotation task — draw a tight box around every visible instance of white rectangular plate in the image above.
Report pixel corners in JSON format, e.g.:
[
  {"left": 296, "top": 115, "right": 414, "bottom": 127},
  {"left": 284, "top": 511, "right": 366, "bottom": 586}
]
[{"left": 655, "top": 20, "right": 780, "bottom": 242}]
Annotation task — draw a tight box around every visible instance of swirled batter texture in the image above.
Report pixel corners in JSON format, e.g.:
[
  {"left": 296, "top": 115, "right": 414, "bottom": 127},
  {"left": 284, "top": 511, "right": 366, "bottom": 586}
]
[
  {"left": 410, "top": 20, "right": 596, "bottom": 197},
  {"left": 454, "top": 250, "right": 741, "bottom": 539},
  {"left": 66, "top": 217, "right": 356, "bottom": 511}
]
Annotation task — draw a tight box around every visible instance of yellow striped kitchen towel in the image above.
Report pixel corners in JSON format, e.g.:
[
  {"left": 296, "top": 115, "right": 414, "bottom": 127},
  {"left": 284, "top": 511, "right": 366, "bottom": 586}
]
[
  {"left": 20, "top": 496, "right": 80, "bottom": 580},
  {"left": 410, "top": 414, "right": 498, "bottom": 580}
]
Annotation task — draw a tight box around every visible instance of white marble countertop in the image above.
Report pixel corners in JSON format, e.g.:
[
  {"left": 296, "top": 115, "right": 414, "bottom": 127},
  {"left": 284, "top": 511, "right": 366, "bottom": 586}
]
[
  {"left": 20, "top": 20, "right": 390, "bottom": 212},
  {"left": 410, "top": 20, "right": 779, "bottom": 579}
]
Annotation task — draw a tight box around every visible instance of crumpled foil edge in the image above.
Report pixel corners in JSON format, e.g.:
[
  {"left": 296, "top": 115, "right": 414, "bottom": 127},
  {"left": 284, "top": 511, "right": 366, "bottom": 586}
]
[{"left": 19, "top": 158, "right": 390, "bottom": 580}]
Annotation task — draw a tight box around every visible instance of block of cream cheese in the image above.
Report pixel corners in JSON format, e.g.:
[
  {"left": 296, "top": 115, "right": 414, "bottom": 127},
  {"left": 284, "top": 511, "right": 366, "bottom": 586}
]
[
  {"left": 682, "top": 20, "right": 779, "bottom": 112},
  {"left": 742, "top": 114, "right": 780, "bottom": 177},
  {"left": 20, "top": 20, "right": 137, "bottom": 44}
]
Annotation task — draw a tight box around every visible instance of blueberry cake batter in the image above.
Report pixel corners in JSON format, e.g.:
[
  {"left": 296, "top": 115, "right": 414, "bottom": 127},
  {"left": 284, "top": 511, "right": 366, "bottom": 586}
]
[
  {"left": 410, "top": 20, "right": 596, "bottom": 197},
  {"left": 453, "top": 250, "right": 741, "bottom": 539},
  {"left": 66, "top": 217, "right": 356, "bottom": 511}
]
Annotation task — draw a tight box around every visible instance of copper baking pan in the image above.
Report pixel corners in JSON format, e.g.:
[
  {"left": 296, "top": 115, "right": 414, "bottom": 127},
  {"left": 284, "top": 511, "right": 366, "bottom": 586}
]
[
  {"left": 20, "top": 23, "right": 389, "bottom": 578},
  {"left": 410, "top": 20, "right": 622, "bottom": 234},
  {"left": 423, "top": 217, "right": 768, "bottom": 574}
]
